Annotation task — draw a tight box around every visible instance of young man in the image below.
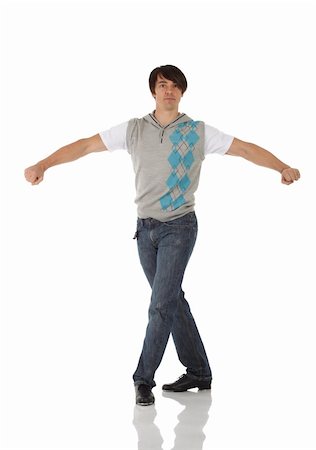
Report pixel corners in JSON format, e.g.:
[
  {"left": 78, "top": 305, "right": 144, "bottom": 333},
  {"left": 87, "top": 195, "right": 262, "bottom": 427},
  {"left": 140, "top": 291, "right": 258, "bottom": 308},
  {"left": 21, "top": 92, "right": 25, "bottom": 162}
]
[{"left": 25, "top": 65, "right": 300, "bottom": 406}]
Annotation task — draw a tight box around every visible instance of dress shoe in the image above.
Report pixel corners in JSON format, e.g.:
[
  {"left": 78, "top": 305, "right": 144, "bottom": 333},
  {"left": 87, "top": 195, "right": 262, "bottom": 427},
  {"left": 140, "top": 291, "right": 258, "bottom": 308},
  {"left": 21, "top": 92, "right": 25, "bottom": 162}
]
[
  {"left": 135, "top": 384, "right": 155, "bottom": 406},
  {"left": 162, "top": 374, "right": 211, "bottom": 392}
]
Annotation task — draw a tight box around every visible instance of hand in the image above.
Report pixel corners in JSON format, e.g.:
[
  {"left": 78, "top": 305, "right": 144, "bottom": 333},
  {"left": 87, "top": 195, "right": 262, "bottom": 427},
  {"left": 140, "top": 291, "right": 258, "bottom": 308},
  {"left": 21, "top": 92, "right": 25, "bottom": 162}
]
[
  {"left": 24, "top": 164, "right": 45, "bottom": 185},
  {"left": 281, "top": 168, "right": 300, "bottom": 185}
]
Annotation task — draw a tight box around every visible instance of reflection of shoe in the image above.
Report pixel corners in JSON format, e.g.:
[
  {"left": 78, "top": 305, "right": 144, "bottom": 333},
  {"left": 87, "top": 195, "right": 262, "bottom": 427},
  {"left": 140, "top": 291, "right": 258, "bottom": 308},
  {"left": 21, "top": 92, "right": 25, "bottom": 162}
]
[
  {"left": 162, "top": 390, "right": 212, "bottom": 408},
  {"left": 135, "top": 384, "right": 155, "bottom": 406},
  {"left": 133, "top": 404, "right": 157, "bottom": 423},
  {"left": 162, "top": 374, "right": 211, "bottom": 392}
]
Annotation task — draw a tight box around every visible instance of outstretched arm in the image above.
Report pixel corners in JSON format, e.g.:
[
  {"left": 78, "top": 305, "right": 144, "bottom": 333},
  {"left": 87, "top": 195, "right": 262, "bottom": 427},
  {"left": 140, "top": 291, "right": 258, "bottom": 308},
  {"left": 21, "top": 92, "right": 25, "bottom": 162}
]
[
  {"left": 24, "top": 134, "right": 106, "bottom": 185},
  {"left": 226, "top": 138, "right": 300, "bottom": 185}
]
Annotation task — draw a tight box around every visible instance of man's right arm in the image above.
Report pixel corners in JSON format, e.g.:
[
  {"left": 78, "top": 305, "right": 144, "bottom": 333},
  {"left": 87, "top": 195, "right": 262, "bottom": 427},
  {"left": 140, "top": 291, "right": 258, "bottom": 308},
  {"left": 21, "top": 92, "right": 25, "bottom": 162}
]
[{"left": 24, "top": 134, "right": 107, "bottom": 185}]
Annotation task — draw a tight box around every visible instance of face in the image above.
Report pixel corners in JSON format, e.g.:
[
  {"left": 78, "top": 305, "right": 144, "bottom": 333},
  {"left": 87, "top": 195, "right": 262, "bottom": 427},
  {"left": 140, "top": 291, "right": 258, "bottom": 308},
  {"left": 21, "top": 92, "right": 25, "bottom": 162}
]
[{"left": 153, "top": 74, "right": 183, "bottom": 111}]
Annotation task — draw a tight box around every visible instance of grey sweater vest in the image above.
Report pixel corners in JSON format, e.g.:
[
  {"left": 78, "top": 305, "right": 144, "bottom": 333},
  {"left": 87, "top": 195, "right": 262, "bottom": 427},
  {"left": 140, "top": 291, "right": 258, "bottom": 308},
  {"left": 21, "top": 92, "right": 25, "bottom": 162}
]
[{"left": 126, "top": 113, "right": 205, "bottom": 221}]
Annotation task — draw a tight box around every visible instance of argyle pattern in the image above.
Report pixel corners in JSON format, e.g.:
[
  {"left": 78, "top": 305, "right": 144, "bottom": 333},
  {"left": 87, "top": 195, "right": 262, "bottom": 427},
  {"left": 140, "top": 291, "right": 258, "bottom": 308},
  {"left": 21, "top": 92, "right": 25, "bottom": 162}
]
[{"left": 160, "top": 121, "right": 200, "bottom": 211}]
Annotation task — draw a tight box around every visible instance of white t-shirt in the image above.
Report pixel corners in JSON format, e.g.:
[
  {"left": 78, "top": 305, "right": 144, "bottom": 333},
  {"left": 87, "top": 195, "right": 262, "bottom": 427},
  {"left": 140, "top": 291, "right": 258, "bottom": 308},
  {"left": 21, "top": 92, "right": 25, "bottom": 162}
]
[
  {"left": 99, "top": 115, "right": 234, "bottom": 220},
  {"left": 99, "top": 121, "right": 233, "bottom": 156}
]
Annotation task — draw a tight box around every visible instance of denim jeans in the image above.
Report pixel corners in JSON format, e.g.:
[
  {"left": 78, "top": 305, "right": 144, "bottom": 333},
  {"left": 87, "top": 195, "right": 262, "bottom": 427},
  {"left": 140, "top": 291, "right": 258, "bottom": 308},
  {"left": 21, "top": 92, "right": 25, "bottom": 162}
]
[{"left": 133, "top": 212, "right": 212, "bottom": 388}]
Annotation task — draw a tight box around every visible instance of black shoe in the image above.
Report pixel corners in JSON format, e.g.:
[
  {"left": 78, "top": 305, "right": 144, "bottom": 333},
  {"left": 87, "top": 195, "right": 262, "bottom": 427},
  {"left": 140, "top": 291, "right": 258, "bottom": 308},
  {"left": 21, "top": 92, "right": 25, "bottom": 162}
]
[
  {"left": 162, "top": 374, "right": 211, "bottom": 392},
  {"left": 135, "top": 384, "right": 155, "bottom": 406}
]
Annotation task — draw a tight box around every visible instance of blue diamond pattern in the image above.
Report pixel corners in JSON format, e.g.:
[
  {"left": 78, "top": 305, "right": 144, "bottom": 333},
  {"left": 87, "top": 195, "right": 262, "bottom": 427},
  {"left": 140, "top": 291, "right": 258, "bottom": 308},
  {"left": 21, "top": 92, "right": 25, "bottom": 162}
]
[
  {"left": 184, "top": 130, "right": 199, "bottom": 146},
  {"left": 170, "top": 129, "right": 183, "bottom": 145},
  {"left": 160, "top": 192, "right": 173, "bottom": 210},
  {"left": 168, "top": 150, "right": 182, "bottom": 169},
  {"left": 167, "top": 172, "right": 179, "bottom": 189},
  {"left": 183, "top": 150, "right": 194, "bottom": 170},
  {"left": 159, "top": 121, "right": 200, "bottom": 212},
  {"left": 178, "top": 174, "right": 190, "bottom": 192},
  {"left": 173, "top": 195, "right": 186, "bottom": 209}
]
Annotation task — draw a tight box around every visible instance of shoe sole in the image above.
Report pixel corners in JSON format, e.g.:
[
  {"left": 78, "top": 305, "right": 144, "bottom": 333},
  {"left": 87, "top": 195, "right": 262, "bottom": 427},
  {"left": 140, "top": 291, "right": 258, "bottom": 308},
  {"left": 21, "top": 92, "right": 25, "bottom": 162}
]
[
  {"left": 136, "top": 401, "right": 155, "bottom": 406},
  {"left": 162, "top": 385, "right": 211, "bottom": 392}
]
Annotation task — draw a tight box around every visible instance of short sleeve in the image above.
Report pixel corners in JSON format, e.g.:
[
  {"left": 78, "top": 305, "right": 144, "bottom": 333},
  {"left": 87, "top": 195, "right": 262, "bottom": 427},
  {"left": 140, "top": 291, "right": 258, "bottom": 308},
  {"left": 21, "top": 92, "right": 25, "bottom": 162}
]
[
  {"left": 204, "top": 124, "right": 234, "bottom": 156},
  {"left": 99, "top": 121, "right": 129, "bottom": 151}
]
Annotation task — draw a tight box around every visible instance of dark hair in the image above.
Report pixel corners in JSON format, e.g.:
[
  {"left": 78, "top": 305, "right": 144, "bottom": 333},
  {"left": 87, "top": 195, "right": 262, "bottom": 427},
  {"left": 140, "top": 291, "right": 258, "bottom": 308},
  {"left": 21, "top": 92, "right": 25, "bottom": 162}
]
[{"left": 149, "top": 65, "right": 187, "bottom": 95}]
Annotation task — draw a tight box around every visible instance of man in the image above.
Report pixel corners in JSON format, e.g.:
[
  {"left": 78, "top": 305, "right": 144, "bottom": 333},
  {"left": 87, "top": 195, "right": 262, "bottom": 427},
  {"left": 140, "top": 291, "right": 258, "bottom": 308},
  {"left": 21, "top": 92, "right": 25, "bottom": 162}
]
[{"left": 25, "top": 65, "right": 300, "bottom": 406}]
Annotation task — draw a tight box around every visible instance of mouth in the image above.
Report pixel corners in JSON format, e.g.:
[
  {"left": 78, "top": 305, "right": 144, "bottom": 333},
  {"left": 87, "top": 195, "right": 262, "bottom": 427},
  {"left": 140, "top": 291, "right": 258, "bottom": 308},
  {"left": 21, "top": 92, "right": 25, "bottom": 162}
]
[{"left": 164, "top": 97, "right": 176, "bottom": 100}]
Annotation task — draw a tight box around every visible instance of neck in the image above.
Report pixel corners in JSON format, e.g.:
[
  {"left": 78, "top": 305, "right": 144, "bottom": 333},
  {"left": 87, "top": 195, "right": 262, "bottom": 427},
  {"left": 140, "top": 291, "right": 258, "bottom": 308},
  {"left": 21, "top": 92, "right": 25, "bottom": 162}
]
[{"left": 153, "top": 108, "right": 180, "bottom": 126}]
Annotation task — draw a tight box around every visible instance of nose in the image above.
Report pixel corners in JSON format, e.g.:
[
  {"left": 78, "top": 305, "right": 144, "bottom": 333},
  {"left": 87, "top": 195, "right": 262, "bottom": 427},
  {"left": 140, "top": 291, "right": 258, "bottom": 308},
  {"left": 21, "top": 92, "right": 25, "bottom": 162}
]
[{"left": 165, "top": 85, "right": 174, "bottom": 95}]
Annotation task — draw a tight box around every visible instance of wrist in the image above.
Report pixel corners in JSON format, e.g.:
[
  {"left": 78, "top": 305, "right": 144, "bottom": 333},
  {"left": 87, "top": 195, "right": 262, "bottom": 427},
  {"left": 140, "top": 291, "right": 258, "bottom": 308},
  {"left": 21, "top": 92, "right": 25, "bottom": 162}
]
[
  {"left": 37, "top": 160, "right": 49, "bottom": 172},
  {"left": 280, "top": 165, "right": 290, "bottom": 174}
]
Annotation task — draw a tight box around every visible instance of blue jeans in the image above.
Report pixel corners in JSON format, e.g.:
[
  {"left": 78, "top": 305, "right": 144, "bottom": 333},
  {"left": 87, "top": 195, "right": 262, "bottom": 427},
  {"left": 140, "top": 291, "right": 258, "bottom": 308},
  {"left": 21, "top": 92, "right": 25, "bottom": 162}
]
[{"left": 133, "top": 212, "right": 212, "bottom": 388}]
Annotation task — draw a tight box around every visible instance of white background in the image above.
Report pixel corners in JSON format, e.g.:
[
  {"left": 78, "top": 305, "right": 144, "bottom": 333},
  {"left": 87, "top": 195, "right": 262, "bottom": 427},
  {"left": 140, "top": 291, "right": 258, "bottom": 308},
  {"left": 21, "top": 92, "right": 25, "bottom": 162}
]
[{"left": 1, "top": 0, "right": 316, "bottom": 449}]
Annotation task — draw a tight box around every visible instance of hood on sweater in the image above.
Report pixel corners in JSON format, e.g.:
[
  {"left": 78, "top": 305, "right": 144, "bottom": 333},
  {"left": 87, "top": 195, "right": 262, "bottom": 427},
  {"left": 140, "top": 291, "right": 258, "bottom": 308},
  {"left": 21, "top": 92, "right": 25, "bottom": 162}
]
[
  {"left": 144, "top": 112, "right": 193, "bottom": 129},
  {"left": 143, "top": 112, "right": 193, "bottom": 143}
]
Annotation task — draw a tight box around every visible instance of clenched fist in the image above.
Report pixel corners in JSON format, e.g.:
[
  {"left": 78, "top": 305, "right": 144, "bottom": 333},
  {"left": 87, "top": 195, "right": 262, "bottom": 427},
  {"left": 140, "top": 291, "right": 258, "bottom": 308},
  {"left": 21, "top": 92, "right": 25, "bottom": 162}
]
[
  {"left": 24, "top": 164, "right": 45, "bottom": 185},
  {"left": 281, "top": 168, "right": 301, "bottom": 185}
]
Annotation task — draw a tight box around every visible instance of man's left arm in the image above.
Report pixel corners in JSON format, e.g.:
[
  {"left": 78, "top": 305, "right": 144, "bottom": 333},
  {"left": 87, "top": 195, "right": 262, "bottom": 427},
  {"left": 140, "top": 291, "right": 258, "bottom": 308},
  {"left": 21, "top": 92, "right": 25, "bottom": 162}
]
[{"left": 226, "top": 138, "right": 300, "bottom": 185}]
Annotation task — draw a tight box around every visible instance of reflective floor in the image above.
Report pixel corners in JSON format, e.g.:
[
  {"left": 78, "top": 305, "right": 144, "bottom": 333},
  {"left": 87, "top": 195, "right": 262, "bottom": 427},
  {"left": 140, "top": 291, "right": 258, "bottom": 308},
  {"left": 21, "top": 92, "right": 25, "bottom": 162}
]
[
  {"left": 133, "top": 390, "right": 212, "bottom": 450},
  {"left": 4, "top": 371, "right": 316, "bottom": 449}
]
